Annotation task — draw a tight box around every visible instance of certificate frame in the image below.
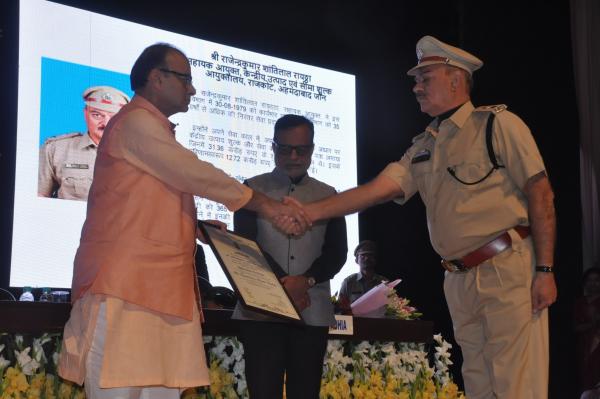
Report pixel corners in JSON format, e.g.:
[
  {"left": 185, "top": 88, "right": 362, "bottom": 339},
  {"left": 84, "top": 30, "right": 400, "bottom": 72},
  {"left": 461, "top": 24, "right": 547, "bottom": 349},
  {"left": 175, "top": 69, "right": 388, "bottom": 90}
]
[{"left": 198, "top": 221, "right": 304, "bottom": 323}]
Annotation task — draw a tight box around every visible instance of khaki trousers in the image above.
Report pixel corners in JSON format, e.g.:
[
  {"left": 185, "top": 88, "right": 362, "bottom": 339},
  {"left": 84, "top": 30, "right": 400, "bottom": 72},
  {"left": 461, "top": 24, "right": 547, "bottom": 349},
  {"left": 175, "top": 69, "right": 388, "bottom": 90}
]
[{"left": 444, "top": 231, "right": 549, "bottom": 399}]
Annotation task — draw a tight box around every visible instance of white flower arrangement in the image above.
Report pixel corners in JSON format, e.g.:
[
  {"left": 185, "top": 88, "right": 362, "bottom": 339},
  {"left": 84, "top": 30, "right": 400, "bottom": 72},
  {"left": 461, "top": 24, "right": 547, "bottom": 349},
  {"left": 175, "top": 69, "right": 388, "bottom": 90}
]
[
  {"left": 1, "top": 330, "right": 463, "bottom": 399},
  {"left": 0, "top": 332, "right": 85, "bottom": 398},
  {"left": 432, "top": 333, "right": 454, "bottom": 386},
  {"left": 320, "top": 337, "right": 465, "bottom": 398},
  {"left": 207, "top": 336, "right": 247, "bottom": 397},
  {"left": 188, "top": 334, "right": 464, "bottom": 399},
  {"left": 15, "top": 347, "right": 40, "bottom": 376}
]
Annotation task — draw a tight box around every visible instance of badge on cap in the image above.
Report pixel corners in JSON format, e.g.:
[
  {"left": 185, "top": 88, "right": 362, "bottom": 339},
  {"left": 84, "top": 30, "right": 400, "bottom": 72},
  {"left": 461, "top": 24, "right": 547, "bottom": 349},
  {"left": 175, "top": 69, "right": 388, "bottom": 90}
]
[
  {"left": 83, "top": 86, "right": 131, "bottom": 113},
  {"left": 407, "top": 36, "right": 483, "bottom": 76},
  {"left": 417, "top": 48, "right": 424, "bottom": 61},
  {"left": 101, "top": 92, "right": 114, "bottom": 102}
]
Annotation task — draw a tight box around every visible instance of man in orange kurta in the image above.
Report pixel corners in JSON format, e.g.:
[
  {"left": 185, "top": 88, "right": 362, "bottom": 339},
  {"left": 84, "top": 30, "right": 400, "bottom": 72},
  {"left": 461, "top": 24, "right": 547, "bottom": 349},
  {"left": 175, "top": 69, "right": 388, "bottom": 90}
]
[{"left": 58, "top": 43, "right": 307, "bottom": 399}]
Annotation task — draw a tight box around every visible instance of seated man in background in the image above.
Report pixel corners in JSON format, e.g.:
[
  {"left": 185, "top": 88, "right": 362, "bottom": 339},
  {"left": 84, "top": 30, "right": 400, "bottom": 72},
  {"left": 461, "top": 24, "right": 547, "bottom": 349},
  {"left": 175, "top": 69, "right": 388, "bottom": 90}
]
[{"left": 338, "top": 240, "right": 387, "bottom": 306}]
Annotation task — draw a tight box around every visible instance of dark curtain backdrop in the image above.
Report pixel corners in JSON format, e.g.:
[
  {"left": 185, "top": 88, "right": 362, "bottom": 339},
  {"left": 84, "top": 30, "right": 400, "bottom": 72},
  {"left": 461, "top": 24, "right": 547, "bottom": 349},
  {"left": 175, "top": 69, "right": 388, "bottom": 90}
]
[
  {"left": 0, "top": 1, "right": 585, "bottom": 397},
  {"left": 571, "top": 0, "right": 600, "bottom": 272}
]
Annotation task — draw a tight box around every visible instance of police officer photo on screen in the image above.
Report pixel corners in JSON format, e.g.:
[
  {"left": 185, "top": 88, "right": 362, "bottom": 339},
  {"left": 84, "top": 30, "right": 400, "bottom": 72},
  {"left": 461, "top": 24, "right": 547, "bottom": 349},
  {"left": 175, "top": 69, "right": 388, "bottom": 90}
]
[{"left": 38, "top": 86, "right": 130, "bottom": 201}]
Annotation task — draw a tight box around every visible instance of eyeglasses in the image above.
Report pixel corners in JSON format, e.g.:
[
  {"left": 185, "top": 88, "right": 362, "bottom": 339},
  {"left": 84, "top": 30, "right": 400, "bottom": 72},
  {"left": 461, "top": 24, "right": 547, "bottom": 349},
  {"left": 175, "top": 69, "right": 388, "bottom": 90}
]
[
  {"left": 159, "top": 68, "right": 193, "bottom": 85},
  {"left": 357, "top": 252, "right": 377, "bottom": 259},
  {"left": 272, "top": 141, "right": 314, "bottom": 156}
]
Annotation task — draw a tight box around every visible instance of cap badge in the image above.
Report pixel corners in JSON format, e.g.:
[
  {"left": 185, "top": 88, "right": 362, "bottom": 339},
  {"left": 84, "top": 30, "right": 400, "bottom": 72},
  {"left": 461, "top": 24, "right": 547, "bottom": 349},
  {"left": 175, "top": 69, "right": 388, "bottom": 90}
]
[{"left": 417, "top": 48, "right": 424, "bottom": 61}]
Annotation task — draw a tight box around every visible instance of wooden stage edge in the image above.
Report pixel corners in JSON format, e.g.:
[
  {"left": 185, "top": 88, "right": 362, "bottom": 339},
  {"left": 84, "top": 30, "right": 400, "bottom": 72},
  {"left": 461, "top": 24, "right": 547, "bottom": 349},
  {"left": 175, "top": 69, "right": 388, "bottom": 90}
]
[{"left": 0, "top": 301, "right": 433, "bottom": 343}]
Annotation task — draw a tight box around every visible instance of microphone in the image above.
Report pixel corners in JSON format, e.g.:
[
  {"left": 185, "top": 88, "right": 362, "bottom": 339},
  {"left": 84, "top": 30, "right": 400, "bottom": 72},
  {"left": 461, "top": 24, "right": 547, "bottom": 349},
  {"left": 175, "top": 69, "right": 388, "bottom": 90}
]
[{"left": 0, "top": 287, "right": 17, "bottom": 301}]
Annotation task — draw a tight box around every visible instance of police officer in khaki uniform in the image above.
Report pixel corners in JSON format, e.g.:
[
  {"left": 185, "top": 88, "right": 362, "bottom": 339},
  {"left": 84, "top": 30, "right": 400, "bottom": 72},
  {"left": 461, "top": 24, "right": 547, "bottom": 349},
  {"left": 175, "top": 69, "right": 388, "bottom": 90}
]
[
  {"left": 38, "top": 86, "right": 130, "bottom": 200},
  {"left": 286, "top": 36, "right": 557, "bottom": 399}
]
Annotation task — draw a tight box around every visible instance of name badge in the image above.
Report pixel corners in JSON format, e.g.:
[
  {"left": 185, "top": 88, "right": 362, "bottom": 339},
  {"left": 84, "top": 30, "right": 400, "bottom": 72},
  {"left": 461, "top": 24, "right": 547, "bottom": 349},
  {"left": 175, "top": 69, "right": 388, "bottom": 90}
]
[
  {"left": 411, "top": 149, "right": 430, "bottom": 164},
  {"left": 64, "top": 163, "right": 89, "bottom": 169}
]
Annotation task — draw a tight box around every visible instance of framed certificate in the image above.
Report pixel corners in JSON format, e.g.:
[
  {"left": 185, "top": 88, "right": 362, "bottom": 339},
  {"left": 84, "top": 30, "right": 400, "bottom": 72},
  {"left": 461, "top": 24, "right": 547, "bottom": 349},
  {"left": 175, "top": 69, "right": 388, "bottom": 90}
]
[{"left": 198, "top": 221, "right": 303, "bottom": 322}]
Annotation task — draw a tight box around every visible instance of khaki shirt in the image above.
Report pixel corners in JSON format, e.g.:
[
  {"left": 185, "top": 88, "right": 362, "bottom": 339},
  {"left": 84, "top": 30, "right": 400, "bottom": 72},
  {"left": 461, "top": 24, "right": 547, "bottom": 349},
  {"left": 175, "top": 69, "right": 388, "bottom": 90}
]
[
  {"left": 38, "top": 132, "right": 97, "bottom": 201},
  {"left": 381, "top": 101, "right": 546, "bottom": 259},
  {"left": 339, "top": 272, "right": 387, "bottom": 304}
]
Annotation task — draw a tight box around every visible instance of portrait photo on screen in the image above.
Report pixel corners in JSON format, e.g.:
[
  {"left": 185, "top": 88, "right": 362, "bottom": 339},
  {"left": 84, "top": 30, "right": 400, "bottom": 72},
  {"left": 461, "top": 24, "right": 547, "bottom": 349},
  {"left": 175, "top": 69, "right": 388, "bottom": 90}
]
[{"left": 38, "top": 58, "right": 133, "bottom": 201}]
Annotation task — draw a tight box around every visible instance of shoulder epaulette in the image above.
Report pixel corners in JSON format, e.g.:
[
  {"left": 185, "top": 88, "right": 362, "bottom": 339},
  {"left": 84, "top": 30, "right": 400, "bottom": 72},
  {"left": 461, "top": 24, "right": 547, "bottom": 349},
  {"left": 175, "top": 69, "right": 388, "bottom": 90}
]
[
  {"left": 411, "top": 131, "right": 428, "bottom": 143},
  {"left": 474, "top": 104, "right": 507, "bottom": 114},
  {"left": 44, "top": 132, "right": 83, "bottom": 143}
]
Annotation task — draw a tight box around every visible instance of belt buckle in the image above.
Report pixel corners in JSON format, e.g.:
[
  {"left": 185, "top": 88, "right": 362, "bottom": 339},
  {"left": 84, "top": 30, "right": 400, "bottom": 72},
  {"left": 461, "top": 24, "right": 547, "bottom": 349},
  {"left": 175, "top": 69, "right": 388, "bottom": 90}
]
[{"left": 441, "top": 259, "right": 468, "bottom": 273}]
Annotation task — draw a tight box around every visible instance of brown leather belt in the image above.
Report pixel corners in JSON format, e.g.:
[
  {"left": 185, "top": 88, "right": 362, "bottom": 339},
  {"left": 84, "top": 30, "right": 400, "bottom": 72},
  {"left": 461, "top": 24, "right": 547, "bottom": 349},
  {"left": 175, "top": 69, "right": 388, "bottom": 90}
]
[{"left": 441, "top": 225, "right": 530, "bottom": 273}]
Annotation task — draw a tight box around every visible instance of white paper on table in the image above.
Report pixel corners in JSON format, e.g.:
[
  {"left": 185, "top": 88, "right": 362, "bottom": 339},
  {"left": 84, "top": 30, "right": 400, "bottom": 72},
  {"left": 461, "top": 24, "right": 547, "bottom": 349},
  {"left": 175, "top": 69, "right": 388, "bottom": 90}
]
[{"left": 350, "top": 279, "right": 402, "bottom": 318}]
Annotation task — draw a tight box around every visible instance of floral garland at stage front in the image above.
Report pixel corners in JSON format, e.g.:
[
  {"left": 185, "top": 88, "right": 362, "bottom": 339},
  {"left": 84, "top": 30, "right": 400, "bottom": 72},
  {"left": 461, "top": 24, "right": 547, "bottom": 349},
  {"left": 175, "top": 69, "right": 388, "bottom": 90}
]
[
  {"left": 0, "top": 332, "right": 464, "bottom": 399},
  {"left": 0, "top": 332, "right": 85, "bottom": 399},
  {"left": 185, "top": 334, "right": 464, "bottom": 399},
  {"left": 183, "top": 287, "right": 464, "bottom": 398}
]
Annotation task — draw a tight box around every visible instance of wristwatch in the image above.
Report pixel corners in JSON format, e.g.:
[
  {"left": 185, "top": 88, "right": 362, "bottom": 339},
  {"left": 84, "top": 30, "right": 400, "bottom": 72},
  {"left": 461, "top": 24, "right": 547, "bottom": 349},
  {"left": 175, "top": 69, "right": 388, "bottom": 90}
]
[
  {"left": 306, "top": 276, "right": 316, "bottom": 287},
  {"left": 535, "top": 265, "right": 554, "bottom": 273}
]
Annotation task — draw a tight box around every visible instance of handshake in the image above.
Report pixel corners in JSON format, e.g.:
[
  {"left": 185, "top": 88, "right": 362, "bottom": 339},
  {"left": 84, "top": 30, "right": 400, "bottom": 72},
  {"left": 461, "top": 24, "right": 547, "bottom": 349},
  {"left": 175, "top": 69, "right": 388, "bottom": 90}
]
[{"left": 265, "top": 196, "right": 315, "bottom": 236}]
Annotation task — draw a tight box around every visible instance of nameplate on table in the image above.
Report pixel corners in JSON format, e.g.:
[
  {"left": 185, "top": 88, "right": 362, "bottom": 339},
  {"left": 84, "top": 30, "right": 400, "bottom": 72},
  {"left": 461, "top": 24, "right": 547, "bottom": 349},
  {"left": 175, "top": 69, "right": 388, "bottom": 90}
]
[{"left": 329, "top": 315, "right": 353, "bottom": 335}]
